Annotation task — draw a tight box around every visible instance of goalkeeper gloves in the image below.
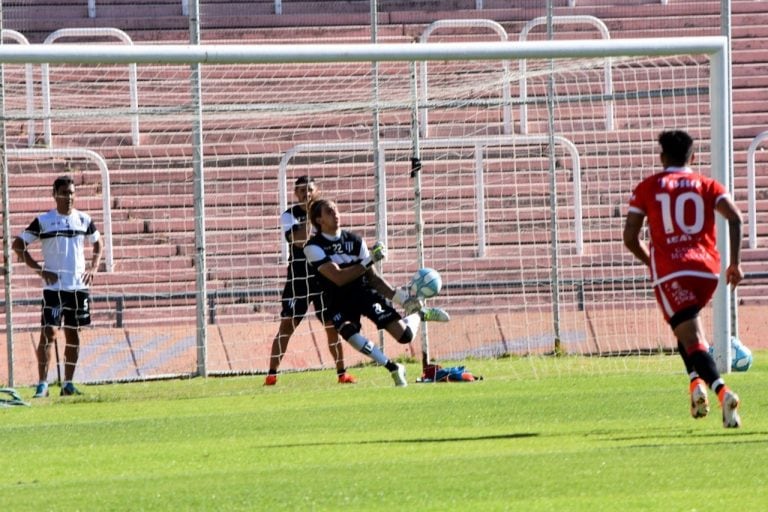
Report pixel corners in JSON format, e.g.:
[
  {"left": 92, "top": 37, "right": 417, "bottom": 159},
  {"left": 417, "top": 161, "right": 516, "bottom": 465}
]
[
  {"left": 361, "top": 241, "right": 387, "bottom": 267},
  {"left": 392, "top": 286, "right": 423, "bottom": 315}
]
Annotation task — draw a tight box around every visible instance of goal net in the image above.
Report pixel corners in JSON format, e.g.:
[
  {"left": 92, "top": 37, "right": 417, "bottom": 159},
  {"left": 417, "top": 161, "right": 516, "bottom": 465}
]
[{"left": 0, "top": 38, "right": 732, "bottom": 385}]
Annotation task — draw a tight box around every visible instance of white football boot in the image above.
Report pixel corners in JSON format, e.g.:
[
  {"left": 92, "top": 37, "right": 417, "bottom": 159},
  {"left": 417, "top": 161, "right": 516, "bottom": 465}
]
[
  {"left": 390, "top": 363, "right": 408, "bottom": 387},
  {"left": 720, "top": 389, "right": 741, "bottom": 428}
]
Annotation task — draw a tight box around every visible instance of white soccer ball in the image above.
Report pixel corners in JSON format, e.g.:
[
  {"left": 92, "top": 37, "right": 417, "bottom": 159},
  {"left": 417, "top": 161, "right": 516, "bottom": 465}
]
[
  {"left": 708, "top": 336, "right": 753, "bottom": 372},
  {"left": 409, "top": 267, "right": 442, "bottom": 298},
  {"left": 731, "top": 337, "right": 753, "bottom": 372}
]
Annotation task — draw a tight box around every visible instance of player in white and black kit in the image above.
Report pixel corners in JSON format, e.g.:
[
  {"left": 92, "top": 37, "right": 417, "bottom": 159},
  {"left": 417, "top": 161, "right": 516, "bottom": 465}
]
[
  {"left": 13, "top": 175, "right": 103, "bottom": 398},
  {"left": 304, "top": 198, "right": 450, "bottom": 387},
  {"left": 265, "top": 176, "right": 356, "bottom": 385}
]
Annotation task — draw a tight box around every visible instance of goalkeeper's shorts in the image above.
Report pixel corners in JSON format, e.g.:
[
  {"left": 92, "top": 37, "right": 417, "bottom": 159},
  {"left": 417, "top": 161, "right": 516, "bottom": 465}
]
[{"left": 329, "top": 287, "right": 401, "bottom": 332}]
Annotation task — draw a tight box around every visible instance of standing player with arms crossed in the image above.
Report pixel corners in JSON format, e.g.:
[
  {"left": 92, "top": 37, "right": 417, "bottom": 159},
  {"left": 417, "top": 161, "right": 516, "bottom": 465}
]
[
  {"left": 265, "top": 176, "right": 356, "bottom": 385},
  {"left": 304, "top": 198, "right": 449, "bottom": 387},
  {"left": 623, "top": 130, "right": 743, "bottom": 428}
]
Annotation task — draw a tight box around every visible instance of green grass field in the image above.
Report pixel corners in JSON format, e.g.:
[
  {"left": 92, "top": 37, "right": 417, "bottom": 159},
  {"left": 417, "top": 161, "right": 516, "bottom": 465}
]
[{"left": 2, "top": 354, "right": 767, "bottom": 511}]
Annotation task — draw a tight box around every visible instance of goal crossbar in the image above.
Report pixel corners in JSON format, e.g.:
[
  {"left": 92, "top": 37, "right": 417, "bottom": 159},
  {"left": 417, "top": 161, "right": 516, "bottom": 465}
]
[{"left": 0, "top": 37, "right": 728, "bottom": 64}]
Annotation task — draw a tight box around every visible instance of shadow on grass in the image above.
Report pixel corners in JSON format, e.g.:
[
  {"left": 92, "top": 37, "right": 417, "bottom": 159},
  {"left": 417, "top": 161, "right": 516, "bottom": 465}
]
[
  {"left": 592, "top": 429, "right": 768, "bottom": 449},
  {"left": 265, "top": 432, "right": 539, "bottom": 449}
]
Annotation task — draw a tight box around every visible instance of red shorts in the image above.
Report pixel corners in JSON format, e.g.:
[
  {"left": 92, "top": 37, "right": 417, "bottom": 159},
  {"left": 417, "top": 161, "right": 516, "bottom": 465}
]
[{"left": 653, "top": 276, "right": 718, "bottom": 323}]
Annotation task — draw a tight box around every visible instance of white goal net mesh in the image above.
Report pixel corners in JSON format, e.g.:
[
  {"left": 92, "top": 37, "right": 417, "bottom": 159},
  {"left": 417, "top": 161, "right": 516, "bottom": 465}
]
[{"left": 0, "top": 47, "right": 717, "bottom": 384}]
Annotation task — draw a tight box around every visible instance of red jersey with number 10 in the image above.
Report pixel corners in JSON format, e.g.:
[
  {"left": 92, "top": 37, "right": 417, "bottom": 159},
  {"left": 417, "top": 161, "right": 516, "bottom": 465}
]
[{"left": 628, "top": 166, "right": 728, "bottom": 285}]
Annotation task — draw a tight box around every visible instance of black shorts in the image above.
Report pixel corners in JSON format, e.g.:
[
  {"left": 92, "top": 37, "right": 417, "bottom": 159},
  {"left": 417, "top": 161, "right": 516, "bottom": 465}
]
[
  {"left": 328, "top": 287, "right": 402, "bottom": 332},
  {"left": 41, "top": 289, "right": 91, "bottom": 328},
  {"left": 279, "top": 277, "right": 331, "bottom": 324}
]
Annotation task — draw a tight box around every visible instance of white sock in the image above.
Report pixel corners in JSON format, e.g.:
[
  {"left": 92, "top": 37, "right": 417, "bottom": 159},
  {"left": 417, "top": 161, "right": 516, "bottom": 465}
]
[
  {"left": 403, "top": 313, "right": 422, "bottom": 336},
  {"left": 347, "top": 333, "right": 389, "bottom": 365}
]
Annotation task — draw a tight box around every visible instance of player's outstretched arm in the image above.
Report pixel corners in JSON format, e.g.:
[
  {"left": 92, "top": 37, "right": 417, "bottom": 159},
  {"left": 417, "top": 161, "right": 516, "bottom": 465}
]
[{"left": 365, "top": 266, "right": 396, "bottom": 297}]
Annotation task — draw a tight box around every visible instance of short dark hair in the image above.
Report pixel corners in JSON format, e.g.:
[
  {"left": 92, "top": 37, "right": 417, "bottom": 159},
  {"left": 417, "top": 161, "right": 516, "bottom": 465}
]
[
  {"left": 53, "top": 175, "right": 75, "bottom": 194},
  {"left": 294, "top": 175, "right": 315, "bottom": 188},
  {"left": 658, "top": 130, "right": 694, "bottom": 166}
]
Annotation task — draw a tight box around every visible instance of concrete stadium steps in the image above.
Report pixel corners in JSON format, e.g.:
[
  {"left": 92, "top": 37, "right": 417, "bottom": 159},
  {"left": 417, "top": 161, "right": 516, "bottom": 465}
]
[
  {"left": 4, "top": 23, "right": 736, "bottom": 158},
  {"left": 3, "top": 0, "right": 721, "bottom": 43},
  {"left": 6, "top": 133, "right": 761, "bottom": 250},
  {"left": 21, "top": 52, "right": 727, "bottom": 152}
]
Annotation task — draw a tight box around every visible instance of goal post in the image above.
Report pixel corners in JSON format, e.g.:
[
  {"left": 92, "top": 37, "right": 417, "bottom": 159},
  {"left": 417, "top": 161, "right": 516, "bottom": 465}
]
[{"left": 0, "top": 36, "right": 734, "bottom": 386}]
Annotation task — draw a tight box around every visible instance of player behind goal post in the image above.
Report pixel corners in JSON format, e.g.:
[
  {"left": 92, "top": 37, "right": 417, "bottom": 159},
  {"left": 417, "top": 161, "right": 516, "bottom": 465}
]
[{"left": 265, "top": 176, "right": 356, "bottom": 385}]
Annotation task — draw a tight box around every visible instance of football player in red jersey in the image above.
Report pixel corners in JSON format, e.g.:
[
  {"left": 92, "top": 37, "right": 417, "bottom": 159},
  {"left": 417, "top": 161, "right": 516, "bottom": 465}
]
[{"left": 623, "top": 130, "right": 743, "bottom": 428}]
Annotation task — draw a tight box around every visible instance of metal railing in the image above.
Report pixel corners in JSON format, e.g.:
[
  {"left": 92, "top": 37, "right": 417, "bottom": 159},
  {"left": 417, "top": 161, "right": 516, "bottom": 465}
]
[
  {"left": 41, "top": 28, "right": 140, "bottom": 148},
  {"left": 746, "top": 130, "right": 768, "bottom": 248},
  {"left": 519, "top": 15, "right": 613, "bottom": 135},
  {"left": 7, "top": 148, "right": 115, "bottom": 272},
  {"left": 278, "top": 135, "right": 583, "bottom": 263},
  {"left": 418, "top": 19, "right": 511, "bottom": 138},
  {"left": 1, "top": 30, "right": 35, "bottom": 148}
]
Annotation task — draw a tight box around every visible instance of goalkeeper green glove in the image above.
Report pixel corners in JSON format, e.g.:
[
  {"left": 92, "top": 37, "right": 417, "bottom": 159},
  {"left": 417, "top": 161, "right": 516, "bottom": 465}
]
[
  {"left": 362, "top": 241, "right": 387, "bottom": 267},
  {"left": 392, "top": 286, "right": 423, "bottom": 315}
]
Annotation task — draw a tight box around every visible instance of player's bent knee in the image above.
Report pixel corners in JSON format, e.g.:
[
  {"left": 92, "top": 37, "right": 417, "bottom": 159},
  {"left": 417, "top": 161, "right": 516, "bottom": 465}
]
[
  {"left": 338, "top": 323, "right": 359, "bottom": 341},
  {"left": 669, "top": 306, "right": 700, "bottom": 329},
  {"left": 398, "top": 326, "right": 414, "bottom": 344}
]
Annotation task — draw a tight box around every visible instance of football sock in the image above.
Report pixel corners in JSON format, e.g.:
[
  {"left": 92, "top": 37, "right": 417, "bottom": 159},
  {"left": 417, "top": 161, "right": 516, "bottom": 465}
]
[
  {"left": 384, "top": 361, "right": 399, "bottom": 372},
  {"left": 677, "top": 341, "right": 695, "bottom": 374},
  {"left": 712, "top": 379, "right": 726, "bottom": 397},
  {"left": 687, "top": 345, "right": 720, "bottom": 388},
  {"left": 347, "top": 333, "right": 389, "bottom": 365},
  {"left": 403, "top": 313, "right": 421, "bottom": 334},
  {"left": 688, "top": 378, "right": 704, "bottom": 393}
]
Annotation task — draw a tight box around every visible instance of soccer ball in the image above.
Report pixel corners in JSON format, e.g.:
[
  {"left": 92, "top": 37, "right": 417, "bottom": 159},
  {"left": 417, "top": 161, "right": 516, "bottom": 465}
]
[
  {"left": 409, "top": 267, "right": 442, "bottom": 298},
  {"left": 731, "top": 337, "right": 753, "bottom": 372},
  {"left": 708, "top": 336, "right": 753, "bottom": 372}
]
